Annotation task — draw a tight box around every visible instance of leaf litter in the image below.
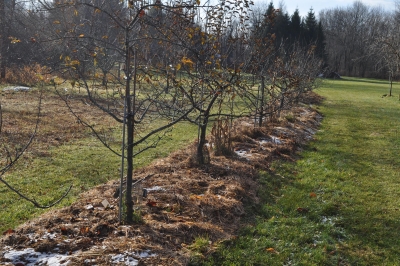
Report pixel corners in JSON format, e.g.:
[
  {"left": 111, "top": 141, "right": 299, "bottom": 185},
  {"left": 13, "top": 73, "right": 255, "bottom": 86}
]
[{"left": 0, "top": 92, "right": 323, "bottom": 265}]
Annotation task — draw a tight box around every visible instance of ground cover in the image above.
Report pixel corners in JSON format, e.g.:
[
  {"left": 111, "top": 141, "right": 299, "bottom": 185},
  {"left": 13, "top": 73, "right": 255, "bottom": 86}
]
[
  {"left": 201, "top": 77, "right": 400, "bottom": 265},
  {"left": 2, "top": 77, "right": 397, "bottom": 265},
  {"left": 0, "top": 81, "right": 322, "bottom": 264}
]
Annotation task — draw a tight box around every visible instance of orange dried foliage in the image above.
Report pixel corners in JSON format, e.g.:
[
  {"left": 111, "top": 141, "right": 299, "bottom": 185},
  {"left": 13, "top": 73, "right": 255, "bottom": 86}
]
[{"left": 3, "top": 64, "right": 52, "bottom": 86}]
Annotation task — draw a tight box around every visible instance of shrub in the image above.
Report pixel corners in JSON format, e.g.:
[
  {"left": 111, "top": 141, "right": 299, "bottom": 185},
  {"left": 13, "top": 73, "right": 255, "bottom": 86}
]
[{"left": 3, "top": 64, "right": 52, "bottom": 86}]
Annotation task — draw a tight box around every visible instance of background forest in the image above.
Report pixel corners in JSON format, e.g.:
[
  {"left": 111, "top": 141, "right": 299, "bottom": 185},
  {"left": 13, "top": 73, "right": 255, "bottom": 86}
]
[{"left": 1, "top": 0, "right": 400, "bottom": 82}]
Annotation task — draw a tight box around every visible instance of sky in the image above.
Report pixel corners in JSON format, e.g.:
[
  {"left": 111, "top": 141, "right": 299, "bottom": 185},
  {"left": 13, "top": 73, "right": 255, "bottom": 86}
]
[{"left": 253, "top": 0, "right": 396, "bottom": 17}]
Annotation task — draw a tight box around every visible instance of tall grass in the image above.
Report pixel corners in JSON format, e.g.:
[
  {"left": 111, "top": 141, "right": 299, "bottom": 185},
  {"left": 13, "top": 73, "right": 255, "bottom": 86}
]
[{"left": 200, "top": 77, "right": 400, "bottom": 265}]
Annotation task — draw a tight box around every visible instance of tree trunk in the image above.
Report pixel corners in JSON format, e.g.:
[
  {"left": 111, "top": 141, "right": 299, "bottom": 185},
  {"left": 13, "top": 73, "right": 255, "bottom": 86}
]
[
  {"left": 102, "top": 70, "right": 108, "bottom": 86},
  {"left": 197, "top": 121, "right": 208, "bottom": 165},
  {"left": 124, "top": 30, "right": 134, "bottom": 224},
  {"left": 196, "top": 93, "right": 220, "bottom": 164},
  {"left": 258, "top": 76, "right": 265, "bottom": 127},
  {"left": 0, "top": 0, "right": 6, "bottom": 79}
]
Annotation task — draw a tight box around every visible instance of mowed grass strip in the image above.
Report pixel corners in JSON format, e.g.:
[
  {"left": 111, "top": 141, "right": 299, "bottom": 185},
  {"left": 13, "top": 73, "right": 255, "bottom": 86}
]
[{"left": 200, "top": 77, "right": 400, "bottom": 265}]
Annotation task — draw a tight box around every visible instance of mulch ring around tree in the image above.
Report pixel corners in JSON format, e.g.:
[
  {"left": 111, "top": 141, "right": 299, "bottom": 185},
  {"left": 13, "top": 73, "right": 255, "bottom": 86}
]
[{"left": 0, "top": 93, "right": 323, "bottom": 265}]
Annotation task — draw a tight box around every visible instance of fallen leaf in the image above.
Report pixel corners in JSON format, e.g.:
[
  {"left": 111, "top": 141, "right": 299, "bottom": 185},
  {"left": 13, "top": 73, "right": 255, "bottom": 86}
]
[
  {"left": 310, "top": 192, "right": 317, "bottom": 198},
  {"left": 80, "top": 227, "right": 90, "bottom": 235},
  {"left": 60, "top": 226, "right": 69, "bottom": 235},
  {"left": 2, "top": 228, "right": 15, "bottom": 235},
  {"left": 296, "top": 207, "right": 309, "bottom": 213},
  {"left": 266, "top": 247, "right": 278, "bottom": 254},
  {"left": 147, "top": 200, "right": 157, "bottom": 207}
]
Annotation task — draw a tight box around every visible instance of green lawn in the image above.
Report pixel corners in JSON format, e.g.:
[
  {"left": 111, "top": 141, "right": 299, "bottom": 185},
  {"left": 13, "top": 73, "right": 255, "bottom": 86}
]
[
  {"left": 0, "top": 119, "right": 198, "bottom": 233},
  {"left": 2, "top": 77, "right": 400, "bottom": 265},
  {"left": 200, "top": 77, "right": 400, "bottom": 265}
]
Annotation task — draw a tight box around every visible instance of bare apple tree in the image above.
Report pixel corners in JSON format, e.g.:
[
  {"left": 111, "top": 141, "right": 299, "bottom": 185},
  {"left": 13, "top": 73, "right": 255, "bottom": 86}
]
[{"left": 33, "top": 0, "right": 203, "bottom": 223}]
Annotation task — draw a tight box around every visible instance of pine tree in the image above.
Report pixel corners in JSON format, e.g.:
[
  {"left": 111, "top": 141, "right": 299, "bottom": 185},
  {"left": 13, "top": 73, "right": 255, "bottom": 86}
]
[
  {"left": 290, "top": 9, "right": 302, "bottom": 42},
  {"left": 305, "top": 8, "right": 317, "bottom": 44},
  {"left": 275, "top": 11, "right": 290, "bottom": 44}
]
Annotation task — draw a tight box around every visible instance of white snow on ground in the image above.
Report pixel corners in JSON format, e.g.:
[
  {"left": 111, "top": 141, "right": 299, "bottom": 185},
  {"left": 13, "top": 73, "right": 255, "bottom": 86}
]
[
  {"left": 2, "top": 246, "right": 156, "bottom": 266},
  {"left": 234, "top": 150, "right": 252, "bottom": 159},
  {"left": 110, "top": 250, "right": 155, "bottom": 265},
  {"left": 2, "top": 247, "right": 70, "bottom": 266},
  {"left": 258, "top": 136, "right": 284, "bottom": 145},
  {"left": 2, "top": 86, "right": 31, "bottom": 92},
  {"left": 111, "top": 253, "right": 139, "bottom": 265},
  {"left": 145, "top": 186, "right": 165, "bottom": 192}
]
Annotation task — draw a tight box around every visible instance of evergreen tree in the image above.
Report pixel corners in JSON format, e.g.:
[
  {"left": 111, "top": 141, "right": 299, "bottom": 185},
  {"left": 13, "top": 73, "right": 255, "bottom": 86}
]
[
  {"left": 304, "top": 8, "right": 318, "bottom": 44},
  {"left": 275, "top": 11, "right": 290, "bottom": 44},
  {"left": 290, "top": 9, "right": 302, "bottom": 42},
  {"left": 263, "top": 1, "right": 276, "bottom": 37}
]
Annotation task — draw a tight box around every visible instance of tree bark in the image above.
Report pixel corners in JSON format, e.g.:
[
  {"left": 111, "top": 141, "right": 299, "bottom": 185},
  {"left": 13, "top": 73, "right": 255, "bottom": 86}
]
[
  {"left": 0, "top": 0, "right": 6, "bottom": 79},
  {"left": 197, "top": 121, "right": 208, "bottom": 165},
  {"left": 258, "top": 76, "right": 265, "bottom": 127},
  {"left": 125, "top": 29, "right": 134, "bottom": 224}
]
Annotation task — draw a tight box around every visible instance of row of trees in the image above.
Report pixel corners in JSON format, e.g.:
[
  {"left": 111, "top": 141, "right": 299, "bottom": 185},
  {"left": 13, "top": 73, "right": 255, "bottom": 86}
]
[
  {"left": 0, "top": 0, "right": 323, "bottom": 223},
  {"left": 3, "top": 0, "right": 400, "bottom": 81}
]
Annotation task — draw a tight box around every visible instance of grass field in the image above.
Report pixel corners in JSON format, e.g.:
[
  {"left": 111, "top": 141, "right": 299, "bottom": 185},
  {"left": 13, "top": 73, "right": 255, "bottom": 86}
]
[
  {"left": 0, "top": 87, "right": 198, "bottom": 232},
  {"left": 200, "top": 77, "right": 400, "bottom": 265},
  {"left": 2, "top": 77, "right": 400, "bottom": 265}
]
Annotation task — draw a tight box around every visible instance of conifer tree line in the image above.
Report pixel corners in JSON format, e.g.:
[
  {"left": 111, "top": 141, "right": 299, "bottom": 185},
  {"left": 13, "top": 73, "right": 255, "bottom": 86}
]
[
  {"left": 251, "top": 2, "right": 326, "bottom": 63},
  {"left": 252, "top": 0, "right": 400, "bottom": 79},
  {"left": 2, "top": 0, "right": 399, "bottom": 80}
]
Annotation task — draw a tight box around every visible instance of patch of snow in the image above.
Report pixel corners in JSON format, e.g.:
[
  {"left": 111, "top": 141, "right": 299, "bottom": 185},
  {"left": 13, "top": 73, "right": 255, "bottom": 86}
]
[
  {"left": 234, "top": 150, "right": 252, "bottom": 159},
  {"left": 3, "top": 247, "right": 70, "bottom": 266},
  {"left": 145, "top": 186, "right": 165, "bottom": 192},
  {"left": 41, "top": 232, "right": 57, "bottom": 240},
  {"left": 111, "top": 253, "right": 139, "bottom": 266},
  {"left": 259, "top": 136, "right": 284, "bottom": 145},
  {"left": 2, "top": 86, "right": 31, "bottom": 92},
  {"left": 270, "top": 136, "right": 283, "bottom": 144},
  {"left": 136, "top": 250, "right": 154, "bottom": 258},
  {"left": 2, "top": 246, "right": 156, "bottom": 266}
]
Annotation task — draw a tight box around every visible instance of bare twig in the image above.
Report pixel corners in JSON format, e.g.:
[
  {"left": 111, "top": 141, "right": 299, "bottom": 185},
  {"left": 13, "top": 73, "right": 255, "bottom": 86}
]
[
  {"left": 56, "top": 88, "right": 123, "bottom": 158},
  {"left": 0, "top": 177, "right": 72, "bottom": 208},
  {"left": 0, "top": 91, "right": 72, "bottom": 208}
]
